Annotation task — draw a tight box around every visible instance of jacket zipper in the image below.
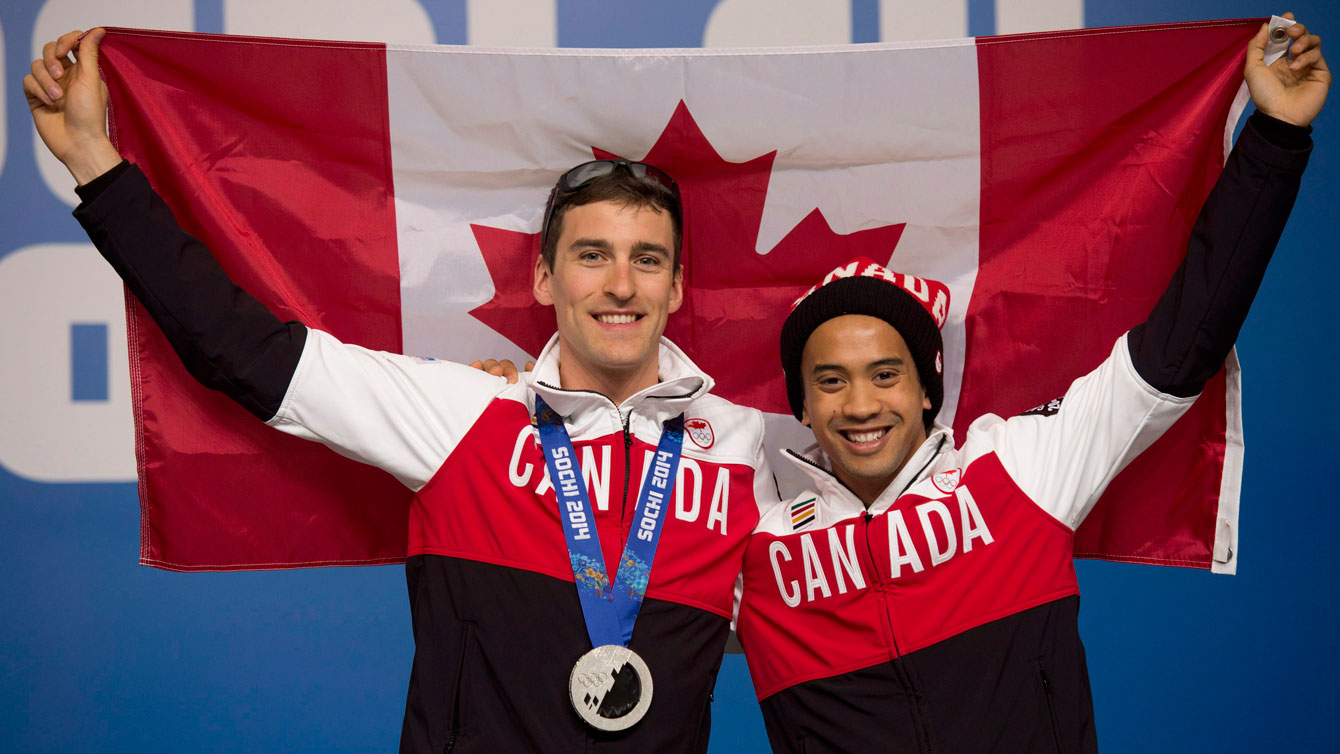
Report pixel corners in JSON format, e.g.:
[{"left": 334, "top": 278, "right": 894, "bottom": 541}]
[
  {"left": 620, "top": 410, "right": 633, "bottom": 549},
  {"left": 443, "top": 622, "right": 475, "bottom": 753},
  {"left": 862, "top": 511, "right": 936, "bottom": 754},
  {"left": 1038, "top": 661, "right": 1067, "bottom": 754},
  {"left": 860, "top": 512, "right": 900, "bottom": 656}
]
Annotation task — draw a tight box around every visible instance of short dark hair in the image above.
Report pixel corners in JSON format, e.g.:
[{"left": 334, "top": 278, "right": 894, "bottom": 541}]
[{"left": 539, "top": 169, "right": 684, "bottom": 270}]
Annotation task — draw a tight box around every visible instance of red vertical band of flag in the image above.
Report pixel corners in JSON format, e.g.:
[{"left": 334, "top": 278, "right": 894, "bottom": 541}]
[
  {"left": 99, "top": 29, "right": 409, "bottom": 570},
  {"left": 971, "top": 21, "right": 1258, "bottom": 566}
]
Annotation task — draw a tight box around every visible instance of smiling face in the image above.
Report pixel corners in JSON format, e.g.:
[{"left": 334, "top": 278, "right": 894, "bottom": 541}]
[
  {"left": 533, "top": 199, "right": 683, "bottom": 402},
  {"left": 800, "top": 315, "right": 931, "bottom": 506}
]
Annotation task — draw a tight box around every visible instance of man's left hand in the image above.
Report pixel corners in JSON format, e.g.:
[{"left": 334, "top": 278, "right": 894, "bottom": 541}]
[{"left": 468, "top": 358, "right": 533, "bottom": 384}]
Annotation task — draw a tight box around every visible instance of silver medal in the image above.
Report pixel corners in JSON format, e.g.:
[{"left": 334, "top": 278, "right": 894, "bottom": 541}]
[{"left": 568, "top": 644, "right": 653, "bottom": 731}]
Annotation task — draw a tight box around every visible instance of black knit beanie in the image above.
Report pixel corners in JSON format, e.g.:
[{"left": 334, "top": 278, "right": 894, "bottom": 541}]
[{"left": 780, "top": 258, "right": 949, "bottom": 430}]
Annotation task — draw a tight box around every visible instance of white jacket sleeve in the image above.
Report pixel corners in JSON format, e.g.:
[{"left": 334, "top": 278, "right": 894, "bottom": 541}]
[
  {"left": 267, "top": 328, "right": 509, "bottom": 490},
  {"left": 970, "top": 334, "right": 1196, "bottom": 529}
]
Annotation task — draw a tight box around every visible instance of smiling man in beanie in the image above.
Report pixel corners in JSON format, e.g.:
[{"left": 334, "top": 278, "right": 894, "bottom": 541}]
[
  {"left": 734, "top": 17, "right": 1329, "bottom": 754},
  {"left": 777, "top": 262, "right": 950, "bottom": 504}
]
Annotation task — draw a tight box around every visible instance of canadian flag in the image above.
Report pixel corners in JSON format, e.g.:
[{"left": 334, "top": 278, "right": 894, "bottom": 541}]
[{"left": 97, "top": 21, "right": 1257, "bottom": 572}]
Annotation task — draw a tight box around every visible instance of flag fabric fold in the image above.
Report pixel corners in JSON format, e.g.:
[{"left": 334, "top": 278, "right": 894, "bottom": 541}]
[{"left": 95, "top": 20, "right": 1261, "bottom": 573}]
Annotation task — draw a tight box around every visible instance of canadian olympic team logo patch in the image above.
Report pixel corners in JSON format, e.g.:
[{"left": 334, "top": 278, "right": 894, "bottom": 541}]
[
  {"left": 684, "top": 418, "right": 714, "bottom": 449},
  {"left": 932, "top": 468, "right": 961, "bottom": 494}
]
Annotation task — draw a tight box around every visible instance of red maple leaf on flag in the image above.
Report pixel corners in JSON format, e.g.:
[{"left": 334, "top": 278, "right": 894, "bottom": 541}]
[{"left": 469, "top": 101, "right": 906, "bottom": 414}]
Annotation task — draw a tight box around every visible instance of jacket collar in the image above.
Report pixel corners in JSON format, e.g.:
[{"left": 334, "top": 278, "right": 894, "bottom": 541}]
[
  {"left": 783, "top": 422, "right": 954, "bottom": 517},
  {"left": 526, "top": 333, "right": 712, "bottom": 438}
]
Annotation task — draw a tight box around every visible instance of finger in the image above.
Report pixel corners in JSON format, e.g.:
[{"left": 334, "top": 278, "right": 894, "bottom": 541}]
[
  {"left": 29, "top": 58, "right": 60, "bottom": 102},
  {"left": 1290, "top": 46, "right": 1324, "bottom": 72},
  {"left": 468, "top": 359, "right": 484, "bottom": 370},
  {"left": 1282, "top": 12, "right": 1295, "bottom": 21},
  {"left": 1246, "top": 22, "right": 1269, "bottom": 67},
  {"left": 23, "top": 72, "right": 53, "bottom": 108},
  {"left": 1290, "top": 32, "right": 1320, "bottom": 58},
  {"left": 42, "top": 40, "right": 64, "bottom": 80},
  {"left": 1287, "top": 24, "right": 1310, "bottom": 53},
  {"left": 46, "top": 31, "right": 82, "bottom": 77},
  {"left": 496, "top": 359, "right": 520, "bottom": 383},
  {"left": 524, "top": 361, "right": 535, "bottom": 372},
  {"left": 74, "top": 27, "right": 107, "bottom": 76},
  {"left": 55, "top": 29, "right": 83, "bottom": 60}
]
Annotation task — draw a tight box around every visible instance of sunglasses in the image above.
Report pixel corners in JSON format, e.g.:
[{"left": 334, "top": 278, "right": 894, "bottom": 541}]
[{"left": 540, "top": 159, "right": 680, "bottom": 247}]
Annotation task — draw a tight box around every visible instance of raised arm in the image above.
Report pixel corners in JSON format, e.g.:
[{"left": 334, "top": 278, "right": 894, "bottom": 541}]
[
  {"left": 23, "top": 28, "right": 510, "bottom": 490},
  {"left": 25, "top": 28, "right": 305, "bottom": 420},
  {"left": 1128, "top": 15, "right": 1327, "bottom": 396},
  {"left": 984, "top": 16, "right": 1327, "bottom": 530}
]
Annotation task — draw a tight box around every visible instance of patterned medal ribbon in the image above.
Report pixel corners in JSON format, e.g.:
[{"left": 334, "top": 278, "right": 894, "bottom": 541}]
[
  {"left": 535, "top": 396, "right": 685, "bottom": 730},
  {"left": 534, "top": 396, "right": 685, "bottom": 649}
]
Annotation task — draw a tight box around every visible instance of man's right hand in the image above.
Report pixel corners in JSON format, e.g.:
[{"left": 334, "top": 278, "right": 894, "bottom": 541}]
[{"left": 23, "top": 28, "right": 123, "bottom": 186}]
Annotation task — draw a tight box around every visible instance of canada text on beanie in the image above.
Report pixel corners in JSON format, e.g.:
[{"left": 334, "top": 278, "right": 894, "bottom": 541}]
[{"left": 779, "top": 257, "right": 950, "bottom": 429}]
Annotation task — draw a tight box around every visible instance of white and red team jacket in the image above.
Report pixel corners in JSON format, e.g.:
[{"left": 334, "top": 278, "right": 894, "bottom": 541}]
[
  {"left": 732, "top": 113, "right": 1313, "bottom": 754},
  {"left": 71, "top": 161, "right": 780, "bottom": 753},
  {"left": 270, "top": 331, "right": 779, "bottom": 753},
  {"left": 736, "top": 337, "right": 1188, "bottom": 753}
]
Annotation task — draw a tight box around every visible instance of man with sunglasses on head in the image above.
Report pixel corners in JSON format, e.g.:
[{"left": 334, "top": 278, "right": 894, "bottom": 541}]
[{"left": 26, "top": 28, "right": 779, "bottom": 754}]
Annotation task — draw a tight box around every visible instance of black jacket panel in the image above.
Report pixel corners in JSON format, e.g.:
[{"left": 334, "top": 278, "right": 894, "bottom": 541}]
[
  {"left": 761, "top": 597, "right": 1093, "bottom": 754},
  {"left": 401, "top": 555, "right": 725, "bottom": 754}
]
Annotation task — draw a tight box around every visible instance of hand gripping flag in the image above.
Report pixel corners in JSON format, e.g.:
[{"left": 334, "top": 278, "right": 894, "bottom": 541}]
[{"left": 95, "top": 21, "right": 1260, "bottom": 572}]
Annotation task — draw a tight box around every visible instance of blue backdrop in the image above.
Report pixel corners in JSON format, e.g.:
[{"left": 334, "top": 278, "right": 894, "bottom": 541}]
[{"left": 2, "top": 2, "right": 1336, "bottom": 752}]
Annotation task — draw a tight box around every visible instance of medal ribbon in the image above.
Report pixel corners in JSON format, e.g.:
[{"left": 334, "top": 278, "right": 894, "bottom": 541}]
[{"left": 535, "top": 396, "right": 685, "bottom": 648}]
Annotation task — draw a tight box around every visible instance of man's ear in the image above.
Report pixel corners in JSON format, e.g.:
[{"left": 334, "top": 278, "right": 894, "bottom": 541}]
[
  {"left": 533, "top": 255, "right": 554, "bottom": 306},
  {"left": 800, "top": 403, "right": 811, "bottom": 428},
  {"left": 921, "top": 388, "right": 931, "bottom": 412},
  {"left": 668, "top": 264, "right": 684, "bottom": 314}
]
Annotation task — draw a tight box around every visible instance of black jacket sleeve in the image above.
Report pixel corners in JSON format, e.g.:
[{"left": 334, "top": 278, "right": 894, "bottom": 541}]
[
  {"left": 1127, "top": 112, "right": 1312, "bottom": 397},
  {"left": 73, "top": 162, "right": 307, "bottom": 420}
]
